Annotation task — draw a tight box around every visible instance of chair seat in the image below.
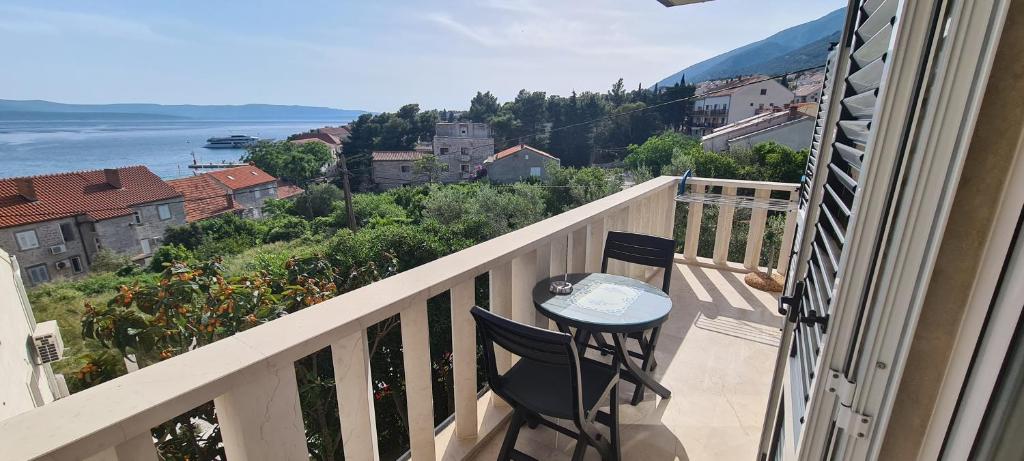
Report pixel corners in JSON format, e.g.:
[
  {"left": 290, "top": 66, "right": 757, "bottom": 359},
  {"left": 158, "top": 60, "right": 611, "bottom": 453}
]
[{"left": 501, "top": 357, "right": 617, "bottom": 420}]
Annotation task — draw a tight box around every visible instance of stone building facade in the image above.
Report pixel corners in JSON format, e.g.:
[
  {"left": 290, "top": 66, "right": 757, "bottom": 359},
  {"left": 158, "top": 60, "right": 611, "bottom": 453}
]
[
  {"left": 0, "top": 167, "right": 185, "bottom": 286},
  {"left": 432, "top": 122, "right": 494, "bottom": 182},
  {"left": 483, "top": 144, "right": 561, "bottom": 183},
  {"left": 371, "top": 151, "right": 426, "bottom": 190}
]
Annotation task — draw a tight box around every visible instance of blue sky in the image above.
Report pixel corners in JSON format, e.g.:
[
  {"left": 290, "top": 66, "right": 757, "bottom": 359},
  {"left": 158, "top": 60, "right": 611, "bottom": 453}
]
[{"left": 0, "top": 1, "right": 844, "bottom": 112}]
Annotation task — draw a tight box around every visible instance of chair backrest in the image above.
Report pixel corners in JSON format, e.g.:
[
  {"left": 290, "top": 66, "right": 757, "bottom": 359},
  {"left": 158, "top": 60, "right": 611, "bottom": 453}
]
[
  {"left": 471, "top": 306, "right": 586, "bottom": 421},
  {"left": 601, "top": 231, "right": 675, "bottom": 293}
]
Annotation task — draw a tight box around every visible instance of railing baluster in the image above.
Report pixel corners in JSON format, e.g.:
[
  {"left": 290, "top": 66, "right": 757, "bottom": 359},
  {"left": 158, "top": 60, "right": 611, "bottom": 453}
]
[
  {"left": 586, "top": 217, "right": 606, "bottom": 273},
  {"left": 215, "top": 363, "right": 309, "bottom": 461},
  {"left": 450, "top": 279, "right": 478, "bottom": 439},
  {"left": 400, "top": 300, "right": 437, "bottom": 461},
  {"left": 569, "top": 227, "right": 587, "bottom": 273},
  {"left": 664, "top": 183, "right": 679, "bottom": 240},
  {"left": 627, "top": 203, "right": 646, "bottom": 279},
  {"left": 776, "top": 190, "right": 799, "bottom": 276},
  {"left": 684, "top": 184, "right": 705, "bottom": 260},
  {"left": 713, "top": 186, "right": 738, "bottom": 265},
  {"left": 83, "top": 433, "right": 158, "bottom": 461},
  {"left": 489, "top": 262, "right": 512, "bottom": 405},
  {"left": 534, "top": 243, "right": 552, "bottom": 327},
  {"left": 511, "top": 250, "right": 538, "bottom": 326},
  {"left": 332, "top": 329, "right": 380, "bottom": 461},
  {"left": 744, "top": 188, "right": 772, "bottom": 270}
]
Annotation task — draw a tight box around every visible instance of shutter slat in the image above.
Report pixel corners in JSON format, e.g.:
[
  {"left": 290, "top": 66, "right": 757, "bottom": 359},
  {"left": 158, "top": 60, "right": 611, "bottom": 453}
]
[
  {"left": 833, "top": 141, "right": 865, "bottom": 169},
  {"left": 824, "top": 183, "right": 852, "bottom": 217},
  {"left": 828, "top": 162, "right": 858, "bottom": 193},
  {"left": 838, "top": 120, "right": 871, "bottom": 146},
  {"left": 847, "top": 56, "right": 885, "bottom": 94},
  {"left": 853, "top": 23, "right": 892, "bottom": 68},
  {"left": 857, "top": 0, "right": 896, "bottom": 40},
  {"left": 842, "top": 89, "right": 878, "bottom": 119},
  {"left": 862, "top": 0, "right": 886, "bottom": 15},
  {"left": 819, "top": 202, "right": 847, "bottom": 247},
  {"left": 815, "top": 223, "right": 842, "bottom": 271}
]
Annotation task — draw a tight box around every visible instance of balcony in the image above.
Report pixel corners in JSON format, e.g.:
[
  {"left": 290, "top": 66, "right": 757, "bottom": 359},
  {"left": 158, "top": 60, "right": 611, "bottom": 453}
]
[{"left": 0, "top": 176, "right": 799, "bottom": 461}]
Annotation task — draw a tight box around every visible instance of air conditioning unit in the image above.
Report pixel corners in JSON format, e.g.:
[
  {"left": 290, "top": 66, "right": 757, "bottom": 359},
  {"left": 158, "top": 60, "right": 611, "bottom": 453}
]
[
  {"left": 32, "top": 320, "right": 65, "bottom": 364},
  {"left": 49, "top": 244, "right": 67, "bottom": 255},
  {"left": 55, "top": 259, "right": 70, "bottom": 270}
]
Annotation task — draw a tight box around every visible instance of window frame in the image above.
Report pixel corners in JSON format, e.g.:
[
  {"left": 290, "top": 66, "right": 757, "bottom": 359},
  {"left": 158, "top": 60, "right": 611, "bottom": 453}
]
[
  {"left": 70, "top": 256, "right": 84, "bottom": 274},
  {"left": 133, "top": 211, "right": 143, "bottom": 225},
  {"left": 15, "top": 229, "right": 40, "bottom": 251},
  {"left": 26, "top": 264, "right": 49, "bottom": 285},
  {"left": 59, "top": 222, "right": 76, "bottom": 242},
  {"left": 140, "top": 238, "right": 152, "bottom": 255},
  {"left": 157, "top": 204, "right": 172, "bottom": 221},
  {"left": 529, "top": 167, "right": 542, "bottom": 177}
]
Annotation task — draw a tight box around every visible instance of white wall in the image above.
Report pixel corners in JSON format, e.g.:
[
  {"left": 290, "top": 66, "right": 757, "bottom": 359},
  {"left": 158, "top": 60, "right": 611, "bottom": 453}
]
[
  {"left": 0, "top": 250, "right": 57, "bottom": 422},
  {"left": 726, "top": 117, "right": 816, "bottom": 152},
  {"left": 727, "top": 80, "right": 795, "bottom": 122}
]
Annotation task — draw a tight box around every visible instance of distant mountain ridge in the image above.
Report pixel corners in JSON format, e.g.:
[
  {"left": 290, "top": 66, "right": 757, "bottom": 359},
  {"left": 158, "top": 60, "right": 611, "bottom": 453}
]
[
  {"left": 0, "top": 100, "right": 369, "bottom": 121},
  {"left": 656, "top": 7, "right": 846, "bottom": 87}
]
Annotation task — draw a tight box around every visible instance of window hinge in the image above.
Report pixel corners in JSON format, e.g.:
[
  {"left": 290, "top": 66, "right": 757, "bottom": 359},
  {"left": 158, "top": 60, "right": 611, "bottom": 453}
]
[
  {"left": 835, "top": 404, "right": 872, "bottom": 439},
  {"left": 826, "top": 368, "right": 856, "bottom": 405},
  {"left": 827, "top": 368, "right": 872, "bottom": 439}
]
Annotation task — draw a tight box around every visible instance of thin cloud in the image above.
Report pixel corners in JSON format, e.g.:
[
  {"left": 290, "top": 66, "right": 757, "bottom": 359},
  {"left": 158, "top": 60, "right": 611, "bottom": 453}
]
[
  {"left": 0, "top": 5, "right": 177, "bottom": 43},
  {"left": 427, "top": 13, "right": 499, "bottom": 47}
]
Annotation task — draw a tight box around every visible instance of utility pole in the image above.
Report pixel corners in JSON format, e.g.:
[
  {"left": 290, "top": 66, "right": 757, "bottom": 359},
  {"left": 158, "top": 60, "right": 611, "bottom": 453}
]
[{"left": 338, "top": 152, "right": 358, "bottom": 232}]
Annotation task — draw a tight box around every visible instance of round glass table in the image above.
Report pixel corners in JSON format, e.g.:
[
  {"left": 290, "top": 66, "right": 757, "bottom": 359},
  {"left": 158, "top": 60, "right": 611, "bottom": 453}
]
[{"left": 533, "top": 273, "right": 673, "bottom": 400}]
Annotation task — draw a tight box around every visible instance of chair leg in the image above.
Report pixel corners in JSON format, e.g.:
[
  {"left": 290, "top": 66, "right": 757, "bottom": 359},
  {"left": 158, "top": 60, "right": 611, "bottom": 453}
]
[
  {"left": 498, "top": 409, "right": 527, "bottom": 461},
  {"left": 610, "top": 382, "right": 621, "bottom": 461},
  {"left": 570, "top": 436, "right": 588, "bottom": 461},
  {"left": 631, "top": 327, "right": 662, "bottom": 405}
]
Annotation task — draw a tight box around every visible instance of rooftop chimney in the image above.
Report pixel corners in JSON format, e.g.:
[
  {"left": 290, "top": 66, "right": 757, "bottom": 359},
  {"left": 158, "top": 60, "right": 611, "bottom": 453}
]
[
  {"left": 104, "top": 168, "right": 123, "bottom": 189},
  {"left": 14, "top": 178, "right": 37, "bottom": 202}
]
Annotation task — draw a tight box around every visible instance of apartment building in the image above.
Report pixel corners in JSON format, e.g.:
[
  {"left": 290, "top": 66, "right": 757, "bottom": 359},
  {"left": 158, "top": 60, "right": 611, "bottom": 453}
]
[
  {"left": 482, "top": 144, "right": 560, "bottom": 183},
  {"left": 701, "top": 107, "right": 815, "bottom": 152},
  {"left": 432, "top": 122, "right": 494, "bottom": 182},
  {"left": 688, "top": 77, "right": 794, "bottom": 136},
  {"left": 0, "top": 166, "right": 185, "bottom": 286},
  {"left": 168, "top": 166, "right": 298, "bottom": 223}
]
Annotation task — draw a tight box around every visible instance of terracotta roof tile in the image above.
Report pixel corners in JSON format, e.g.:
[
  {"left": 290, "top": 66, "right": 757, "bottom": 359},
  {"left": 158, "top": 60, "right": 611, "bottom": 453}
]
[
  {"left": 0, "top": 166, "right": 182, "bottom": 228},
  {"left": 276, "top": 180, "right": 304, "bottom": 200},
  {"left": 487, "top": 144, "right": 558, "bottom": 162},
  {"left": 166, "top": 175, "right": 240, "bottom": 222},
  {"left": 372, "top": 151, "right": 426, "bottom": 162},
  {"left": 208, "top": 165, "right": 277, "bottom": 191}
]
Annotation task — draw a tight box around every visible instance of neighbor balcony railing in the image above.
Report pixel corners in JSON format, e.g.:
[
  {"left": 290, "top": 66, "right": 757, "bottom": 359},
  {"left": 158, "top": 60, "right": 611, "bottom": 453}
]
[{"left": 0, "top": 175, "right": 797, "bottom": 461}]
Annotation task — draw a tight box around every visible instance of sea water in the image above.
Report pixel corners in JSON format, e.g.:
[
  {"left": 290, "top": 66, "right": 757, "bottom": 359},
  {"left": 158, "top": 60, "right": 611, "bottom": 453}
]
[{"left": 0, "top": 119, "right": 349, "bottom": 179}]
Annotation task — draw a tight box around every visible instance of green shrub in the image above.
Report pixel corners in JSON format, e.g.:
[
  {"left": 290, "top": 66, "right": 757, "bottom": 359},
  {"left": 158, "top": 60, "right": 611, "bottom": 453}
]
[
  {"left": 265, "top": 215, "right": 311, "bottom": 242},
  {"left": 148, "top": 244, "right": 194, "bottom": 272},
  {"left": 89, "top": 249, "right": 133, "bottom": 273}
]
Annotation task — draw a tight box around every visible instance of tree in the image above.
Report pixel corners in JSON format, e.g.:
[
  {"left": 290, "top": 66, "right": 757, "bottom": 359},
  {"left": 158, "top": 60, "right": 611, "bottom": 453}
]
[
  {"left": 625, "top": 131, "right": 699, "bottom": 175},
  {"left": 466, "top": 91, "right": 499, "bottom": 122},
  {"left": 413, "top": 155, "right": 446, "bottom": 183},
  {"left": 293, "top": 183, "right": 344, "bottom": 219},
  {"left": 242, "top": 140, "right": 333, "bottom": 187}
]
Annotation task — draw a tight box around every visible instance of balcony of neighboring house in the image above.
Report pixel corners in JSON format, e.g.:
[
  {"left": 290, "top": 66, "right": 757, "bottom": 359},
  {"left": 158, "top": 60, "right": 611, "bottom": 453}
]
[{"left": 0, "top": 175, "right": 800, "bottom": 461}]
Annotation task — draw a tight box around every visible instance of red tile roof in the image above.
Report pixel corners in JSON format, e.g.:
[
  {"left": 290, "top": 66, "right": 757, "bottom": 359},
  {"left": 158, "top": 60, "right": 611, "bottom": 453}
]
[
  {"left": 208, "top": 165, "right": 277, "bottom": 191},
  {"left": 0, "top": 166, "right": 181, "bottom": 229},
  {"left": 166, "top": 175, "right": 241, "bottom": 223},
  {"left": 276, "top": 180, "right": 305, "bottom": 200},
  {"left": 488, "top": 144, "right": 558, "bottom": 162},
  {"left": 319, "top": 126, "right": 351, "bottom": 139},
  {"left": 290, "top": 132, "right": 341, "bottom": 146},
  {"left": 372, "top": 151, "right": 426, "bottom": 162}
]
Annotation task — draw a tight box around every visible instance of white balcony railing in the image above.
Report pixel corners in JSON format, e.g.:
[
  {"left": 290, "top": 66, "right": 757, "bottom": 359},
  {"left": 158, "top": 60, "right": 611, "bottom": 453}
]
[
  {"left": 0, "top": 175, "right": 798, "bottom": 461},
  {"left": 676, "top": 177, "right": 800, "bottom": 276}
]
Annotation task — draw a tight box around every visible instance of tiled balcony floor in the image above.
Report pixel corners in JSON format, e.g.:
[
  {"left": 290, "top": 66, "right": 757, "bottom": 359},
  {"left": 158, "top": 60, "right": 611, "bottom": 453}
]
[{"left": 471, "top": 261, "right": 784, "bottom": 461}]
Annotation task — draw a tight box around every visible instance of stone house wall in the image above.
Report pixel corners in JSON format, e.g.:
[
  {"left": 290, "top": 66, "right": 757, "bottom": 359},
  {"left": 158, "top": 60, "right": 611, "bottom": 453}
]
[
  {"left": 486, "top": 151, "right": 560, "bottom": 184},
  {"left": 0, "top": 218, "right": 90, "bottom": 286}
]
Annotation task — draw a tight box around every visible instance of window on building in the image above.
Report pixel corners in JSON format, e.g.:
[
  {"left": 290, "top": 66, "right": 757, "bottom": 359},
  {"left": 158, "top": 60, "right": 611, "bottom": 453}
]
[
  {"left": 157, "top": 204, "right": 172, "bottom": 221},
  {"left": 759, "top": 103, "right": 765, "bottom": 109},
  {"left": 133, "top": 211, "right": 143, "bottom": 225},
  {"left": 760, "top": 88, "right": 767, "bottom": 95},
  {"left": 460, "top": 125, "right": 468, "bottom": 135},
  {"left": 15, "top": 230, "right": 39, "bottom": 250},
  {"left": 750, "top": 102, "right": 754, "bottom": 106},
  {"left": 461, "top": 147, "right": 469, "bottom": 155},
  {"left": 26, "top": 264, "right": 49, "bottom": 285},
  {"left": 440, "top": 147, "right": 449, "bottom": 155},
  {"left": 254, "top": 188, "right": 262, "bottom": 199},
  {"left": 140, "top": 238, "right": 152, "bottom": 255},
  {"left": 461, "top": 164, "right": 470, "bottom": 172},
  {"left": 530, "top": 167, "right": 542, "bottom": 177},
  {"left": 59, "top": 223, "right": 76, "bottom": 242},
  {"left": 70, "top": 256, "right": 84, "bottom": 274},
  {"left": 401, "top": 165, "right": 411, "bottom": 173}
]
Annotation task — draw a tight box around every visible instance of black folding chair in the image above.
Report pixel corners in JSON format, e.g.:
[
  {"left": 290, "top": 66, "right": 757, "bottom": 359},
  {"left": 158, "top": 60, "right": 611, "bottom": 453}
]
[
  {"left": 471, "top": 306, "right": 621, "bottom": 461},
  {"left": 598, "top": 231, "right": 675, "bottom": 405}
]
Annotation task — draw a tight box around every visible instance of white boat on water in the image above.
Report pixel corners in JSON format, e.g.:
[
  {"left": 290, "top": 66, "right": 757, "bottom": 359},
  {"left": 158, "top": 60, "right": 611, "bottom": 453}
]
[{"left": 204, "top": 135, "right": 259, "bottom": 149}]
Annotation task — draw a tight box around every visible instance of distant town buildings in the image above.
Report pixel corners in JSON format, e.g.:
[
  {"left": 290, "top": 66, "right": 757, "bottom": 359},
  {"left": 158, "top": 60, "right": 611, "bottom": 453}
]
[
  {"left": 169, "top": 166, "right": 302, "bottom": 222},
  {"left": 0, "top": 166, "right": 186, "bottom": 285},
  {"left": 701, "top": 106, "right": 815, "bottom": 153},
  {"left": 687, "top": 77, "right": 795, "bottom": 136},
  {"left": 483, "top": 144, "right": 560, "bottom": 183}
]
